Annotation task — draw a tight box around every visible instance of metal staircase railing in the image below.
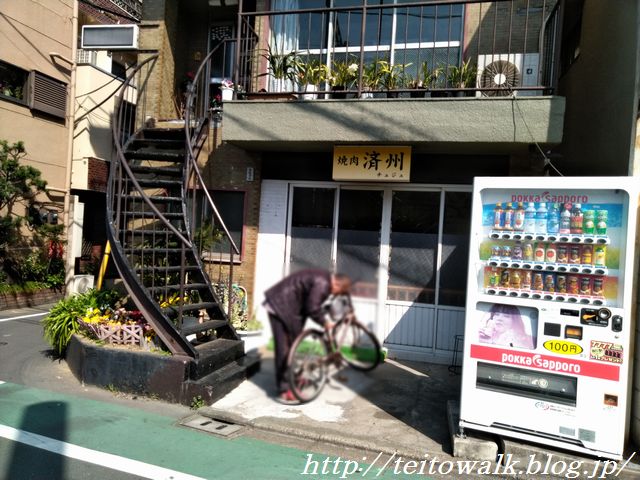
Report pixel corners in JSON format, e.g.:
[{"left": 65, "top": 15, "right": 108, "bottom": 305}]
[{"left": 108, "top": 53, "right": 239, "bottom": 359}]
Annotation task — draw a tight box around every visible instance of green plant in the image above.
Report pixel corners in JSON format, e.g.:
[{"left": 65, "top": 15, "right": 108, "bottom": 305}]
[
  {"left": 447, "top": 59, "right": 478, "bottom": 89},
  {"left": 378, "top": 60, "right": 412, "bottom": 91},
  {"left": 295, "top": 59, "right": 328, "bottom": 87},
  {"left": 361, "top": 60, "right": 385, "bottom": 91},
  {"left": 42, "top": 288, "right": 123, "bottom": 356},
  {"left": 259, "top": 45, "right": 299, "bottom": 85},
  {"left": 329, "top": 57, "right": 359, "bottom": 88},
  {"left": 415, "top": 62, "right": 442, "bottom": 89},
  {"left": 190, "top": 395, "right": 205, "bottom": 410}
]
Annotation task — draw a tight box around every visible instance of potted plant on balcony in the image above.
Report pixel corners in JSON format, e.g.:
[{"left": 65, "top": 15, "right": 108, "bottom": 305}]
[
  {"left": 328, "top": 57, "right": 359, "bottom": 98},
  {"left": 408, "top": 62, "right": 442, "bottom": 98},
  {"left": 295, "top": 59, "right": 328, "bottom": 100},
  {"left": 447, "top": 59, "right": 478, "bottom": 97},
  {"left": 259, "top": 44, "right": 299, "bottom": 95},
  {"left": 360, "top": 60, "right": 384, "bottom": 98},
  {"left": 378, "top": 60, "right": 411, "bottom": 98}
]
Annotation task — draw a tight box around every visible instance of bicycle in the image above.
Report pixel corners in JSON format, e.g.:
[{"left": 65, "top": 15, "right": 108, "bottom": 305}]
[{"left": 286, "top": 309, "right": 382, "bottom": 403}]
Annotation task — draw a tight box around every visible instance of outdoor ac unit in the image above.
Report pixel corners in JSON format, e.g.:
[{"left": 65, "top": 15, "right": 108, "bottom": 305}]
[
  {"left": 81, "top": 25, "right": 139, "bottom": 50},
  {"left": 476, "top": 53, "right": 540, "bottom": 97}
]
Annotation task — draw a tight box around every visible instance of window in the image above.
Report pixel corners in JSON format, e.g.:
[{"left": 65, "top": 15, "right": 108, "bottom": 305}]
[
  {"left": 0, "top": 61, "right": 28, "bottom": 104},
  {"left": 192, "top": 189, "right": 245, "bottom": 261}
]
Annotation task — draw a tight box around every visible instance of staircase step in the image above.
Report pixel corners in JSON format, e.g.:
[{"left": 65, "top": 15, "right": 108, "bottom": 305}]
[
  {"left": 124, "top": 247, "right": 190, "bottom": 255},
  {"left": 123, "top": 195, "right": 183, "bottom": 204},
  {"left": 163, "top": 301, "right": 219, "bottom": 315},
  {"left": 121, "top": 210, "right": 184, "bottom": 219},
  {"left": 190, "top": 338, "right": 245, "bottom": 378},
  {"left": 129, "top": 138, "right": 184, "bottom": 150},
  {"left": 125, "top": 149, "right": 184, "bottom": 162},
  {"left": 181, "top": 319, "right": 228, "bottom": 337},
  {"left": 135, "top": 265, "right": 201, "bottom": 274},
  {"left": 123, "top": 228, "right": 189, "bottom": 236},
  {"left": 141, "top": 127, "right": 185, "bottom": 140},
  {"left": 132, "top": 178, "right": 182, "bottom": 188},
  {"left": 147, "top": 283, "right": 210, "bottom": 294},
  {"left": 129, "top": 165, "right": 183, "bottom": 177}
]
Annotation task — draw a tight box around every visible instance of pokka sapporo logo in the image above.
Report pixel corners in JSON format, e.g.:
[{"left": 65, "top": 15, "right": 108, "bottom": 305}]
[
  {"left": 511, "top": 191, "right": 589, "bottom": 204},
  {"left": 501, "top": 352, "right": 582, "bottom": 374}
]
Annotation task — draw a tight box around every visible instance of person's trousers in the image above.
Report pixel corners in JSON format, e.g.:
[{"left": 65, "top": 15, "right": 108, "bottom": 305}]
[{"left": 268, "top": 313, "right": 294, "bottom": 393}]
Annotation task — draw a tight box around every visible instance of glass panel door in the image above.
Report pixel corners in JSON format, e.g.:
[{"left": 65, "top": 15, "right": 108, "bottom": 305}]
[
  {"left": 387, "top": 190, "right": 441, "bottom": 304},
  {"left": 336, "top": 189, "right": 383, "bottom": 299},
  {"left": 289, "top": 186, "right": 336, "bottom": 273}
]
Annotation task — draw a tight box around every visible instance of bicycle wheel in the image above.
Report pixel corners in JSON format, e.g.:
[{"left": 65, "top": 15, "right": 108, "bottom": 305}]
[
  {"left": 287, "top": 329, "right": 329, "bottom": 403},
  {"left": 332, "top": 318, "right": 381, "bottom": 371}
]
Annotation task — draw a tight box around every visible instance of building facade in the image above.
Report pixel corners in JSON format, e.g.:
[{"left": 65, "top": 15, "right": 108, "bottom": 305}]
[{"left": 138, "top": 0, "right": 640, "bottom": 447}]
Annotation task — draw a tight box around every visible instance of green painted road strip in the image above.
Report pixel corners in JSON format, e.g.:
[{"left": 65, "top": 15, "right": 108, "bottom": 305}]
[{"left": 0, "top": 382, "right": 406, "bottom": 479}]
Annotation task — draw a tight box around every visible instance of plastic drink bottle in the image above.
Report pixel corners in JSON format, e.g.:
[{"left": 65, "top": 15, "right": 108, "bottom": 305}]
[
  {"left": 513, "top": 202, "right": 525, "bottom": 231},
  {"left": 596, "top": 210, "right": 608, "bottom": 235},
  {"left": 493, "top": 203, "right": 504, "bottom": 230},
  {"left": 503, "top": 202, "right": 514, "bottom": 231},
  {"left": 524, "top": 202, "right": 536, "bottom": 233},
  {"left": 536, "top": 202, "right": 548, "bottom": 233},
  {"left": 570, "top": 203, "right": 583, "bottom": 234},
  {"left": 545, "top": 244, "right": 557, "bottom": 263},
  {"left": 534, "top": 242, "right": 546, "bottom": 263},
  {"left": 547, "top": 203, "right": 560, "bottom": 234},
  {"left": 583, "top": 210, "right": 595, "bottom": 234},
  {"left": 559, "top": 203, "right": 571, "bottom": 234}
]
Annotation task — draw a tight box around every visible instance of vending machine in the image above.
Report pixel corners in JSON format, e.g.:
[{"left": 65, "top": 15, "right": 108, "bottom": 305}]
[{"left": 458, "top": 177, "right": 638, "bottom": 459}]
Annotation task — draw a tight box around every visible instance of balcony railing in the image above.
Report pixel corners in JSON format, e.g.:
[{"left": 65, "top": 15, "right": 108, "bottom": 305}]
[{"left": 228, "top": 0, "right": 560, "bottom": 99}]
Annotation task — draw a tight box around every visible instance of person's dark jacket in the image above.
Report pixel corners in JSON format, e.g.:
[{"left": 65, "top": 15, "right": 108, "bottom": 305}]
[{"left": 264, "top": 269, "right": 331, "bottom": 333}]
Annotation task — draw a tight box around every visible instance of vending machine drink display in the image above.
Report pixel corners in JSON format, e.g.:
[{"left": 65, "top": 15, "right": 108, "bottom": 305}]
[{"left": 459, "top": 177, "right": 638, "bottom": 459}]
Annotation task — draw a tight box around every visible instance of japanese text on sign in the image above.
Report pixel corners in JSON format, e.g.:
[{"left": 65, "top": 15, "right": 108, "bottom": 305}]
[{"left": 333, "top": 146, "right": 411, "bottom": 182}]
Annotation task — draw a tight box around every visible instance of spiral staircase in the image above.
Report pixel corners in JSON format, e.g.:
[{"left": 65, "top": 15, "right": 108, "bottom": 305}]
[{"left": 105, "top": 54, "right": 259, "bottom": 405}]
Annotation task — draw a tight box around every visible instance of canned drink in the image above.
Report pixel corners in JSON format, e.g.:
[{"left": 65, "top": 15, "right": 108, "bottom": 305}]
[
  {"left": 523, "top": 242, "right": 534, "bottom": 261},
  {"left": 544, "top": 273, "right": 556, "bottom": 292},
  {"left": 569, "top": 245, "right": 581, "bottom": 264},
  {"left": 567, "top": 275, "right": 580, "bottom": 294},
  {"left": 512, "top": 243, "right": 523, "bottom": 261},
  {"left": 594, "top": 246, "right": 607, "bottom": 267},
  {"left": 532, "top": 273, "right": 544, "bottom": 291},
  {"left": 556, "top": 244, "right": 568, "bottom": 263},
  {"left": 545, "top": 244, "right": 557, "bottom": 263},
  {"left": 556, "top": 274, "right": 567, "bottom": 293},
  {"left": 592, "top": 277, "right": 604, "bottom": 296},
  {"left": 491, "top": 245, "right": 501, "bottom": 258},
  {"left": 580, "top": 276, "right": 592, "bottom": 295},
  {"left": 522, "top": 271, "right": 532, "bottom": 290},
  {"left": 488, "top": 267, "right": 500, "bottom": 287},
  {"left": 581, "top": 245, "right": 593, "bottom": 265},
  {"left": 500, "top": 269, "right": 511, "bottom": 288},
  {"left": 511, "top": 270, "right": 522, "bottom": 289},
  {"left": 501, "top": 245, "right": 512, "bottom": 260}
]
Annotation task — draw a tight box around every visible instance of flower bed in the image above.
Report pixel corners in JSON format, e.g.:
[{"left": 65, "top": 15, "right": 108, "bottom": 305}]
[{"left": 78, "top": 308, "right": 154, "bottom": 349}]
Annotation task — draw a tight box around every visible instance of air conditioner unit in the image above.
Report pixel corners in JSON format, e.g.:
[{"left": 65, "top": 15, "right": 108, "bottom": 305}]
[
  {"left": 476, "top": 53, "right": 540, "bottom": 97},
  {"left": 81, "top": 24, "right": 139, "bottom": 50}
]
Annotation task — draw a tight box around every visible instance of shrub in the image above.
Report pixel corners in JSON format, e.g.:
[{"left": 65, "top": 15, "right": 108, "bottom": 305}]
[{"left": 42, "top": 288, "right": 122, "bottom": 356}]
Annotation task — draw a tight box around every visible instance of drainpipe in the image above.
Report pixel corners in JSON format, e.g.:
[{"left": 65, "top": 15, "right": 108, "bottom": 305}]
[{"left": 63, "top": 0, "right": 79, "bottom": 295}]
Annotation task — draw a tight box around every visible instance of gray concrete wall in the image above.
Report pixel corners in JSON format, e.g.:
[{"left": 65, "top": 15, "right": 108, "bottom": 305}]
[{"left": 222, "top": 96, "right": 565, "bottom": 151}]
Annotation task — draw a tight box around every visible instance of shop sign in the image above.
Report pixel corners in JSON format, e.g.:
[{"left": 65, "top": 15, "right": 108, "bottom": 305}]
[{"left": 333, "top": 145, "right": 411, "bottom": 182}]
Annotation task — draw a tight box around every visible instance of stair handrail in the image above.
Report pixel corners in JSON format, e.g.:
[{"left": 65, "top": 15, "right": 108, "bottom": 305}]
[
  {"left": 108, "top": 53, "right": 199, "bottom": 357},
  {"left": 111, "top": 54, "right": 192, "bottom": 249},
  {"left": 183, "top": 40, "right": 240, "bottom": 258}
]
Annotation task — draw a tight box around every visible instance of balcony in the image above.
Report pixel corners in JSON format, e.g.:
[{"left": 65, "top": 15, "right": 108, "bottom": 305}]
[{"left": 221, "top": 0, "right": 565, "bottom": 151}]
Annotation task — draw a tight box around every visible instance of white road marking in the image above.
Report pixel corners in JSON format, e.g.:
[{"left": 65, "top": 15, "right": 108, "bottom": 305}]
[
  {"left": 0, "top": 424, "right": 206, "bottom": 480},
  {"left": 384, "top": 358, "right": 429, "bottom": 378},
  {"left": 0, "top": 312, "right": 48, "bottom": 323}
]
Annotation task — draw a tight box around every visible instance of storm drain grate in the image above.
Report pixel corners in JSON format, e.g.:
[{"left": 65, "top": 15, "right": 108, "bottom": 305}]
[{"left": 179, "top": 414, "right": 243, "bottom": 438}]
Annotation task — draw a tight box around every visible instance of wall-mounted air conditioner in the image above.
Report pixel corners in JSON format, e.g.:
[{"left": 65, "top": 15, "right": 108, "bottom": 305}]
[
  {"left": 476, "top": 53, "right": 540, "bottom": 97},
  {"left": 81, "top": 25, "right": 139, "bottom": 50}
]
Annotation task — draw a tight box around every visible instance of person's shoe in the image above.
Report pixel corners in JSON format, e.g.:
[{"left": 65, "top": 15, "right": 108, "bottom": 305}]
[{"left": 277, "top": 389, "right": 297, "bottom": 404}]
